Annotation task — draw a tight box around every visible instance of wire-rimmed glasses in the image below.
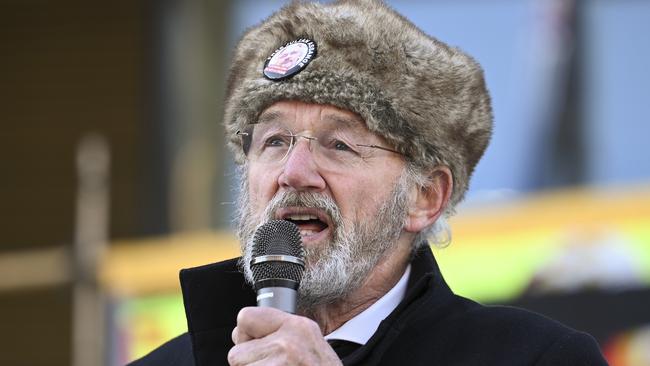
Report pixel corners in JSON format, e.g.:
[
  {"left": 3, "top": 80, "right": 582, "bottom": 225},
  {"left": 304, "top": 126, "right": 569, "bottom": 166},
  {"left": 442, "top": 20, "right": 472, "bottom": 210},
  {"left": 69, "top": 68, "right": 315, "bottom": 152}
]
[{"left": 236, "top": 124, "right": 403, "bottom": 170}]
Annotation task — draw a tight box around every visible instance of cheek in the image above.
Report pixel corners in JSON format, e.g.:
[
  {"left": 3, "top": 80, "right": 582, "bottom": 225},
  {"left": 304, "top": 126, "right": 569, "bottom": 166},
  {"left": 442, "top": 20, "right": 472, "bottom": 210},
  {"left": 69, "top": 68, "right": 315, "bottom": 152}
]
[
  {"left": 247, "top": 165, "right": 280, "bottom": 212},
  {"left": 334, "top": 176, "right": 388, "bottom": 221},
  {"left": 340, "top": 159, "right": 405, "bottom": 220}
]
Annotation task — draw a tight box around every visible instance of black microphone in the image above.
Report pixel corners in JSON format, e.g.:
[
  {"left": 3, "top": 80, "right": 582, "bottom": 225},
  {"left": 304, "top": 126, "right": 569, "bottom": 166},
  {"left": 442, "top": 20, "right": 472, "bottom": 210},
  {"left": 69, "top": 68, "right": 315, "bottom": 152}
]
[{"left": 251, "top": 220, "right": 305, "bottom": 313}]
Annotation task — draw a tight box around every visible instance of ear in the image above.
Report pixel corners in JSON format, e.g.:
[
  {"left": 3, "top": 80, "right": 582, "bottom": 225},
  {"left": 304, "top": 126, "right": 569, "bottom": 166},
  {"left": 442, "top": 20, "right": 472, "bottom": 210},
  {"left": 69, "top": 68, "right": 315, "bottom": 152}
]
[{"left": 404, "top": 166, "right": 453, "bottom": 233}]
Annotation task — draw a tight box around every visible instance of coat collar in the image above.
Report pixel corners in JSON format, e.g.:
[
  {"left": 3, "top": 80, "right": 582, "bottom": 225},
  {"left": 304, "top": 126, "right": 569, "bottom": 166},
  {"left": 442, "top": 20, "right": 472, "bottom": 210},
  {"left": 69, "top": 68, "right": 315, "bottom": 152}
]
[
  {"left": 180, "top": 258, "right": 255, "bottom": 365},
  {"left": 344, "top": 246, "right": 454, "bottom": 364},
  {"left": 179, "top": 245, "right": 451, "bottom": 366}
]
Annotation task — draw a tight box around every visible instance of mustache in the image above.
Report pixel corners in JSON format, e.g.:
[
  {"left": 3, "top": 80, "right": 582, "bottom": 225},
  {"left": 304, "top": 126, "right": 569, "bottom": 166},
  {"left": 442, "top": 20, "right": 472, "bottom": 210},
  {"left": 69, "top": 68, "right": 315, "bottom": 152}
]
[{"left": 262, "top": 191, "right": 343, "bottom": 226}]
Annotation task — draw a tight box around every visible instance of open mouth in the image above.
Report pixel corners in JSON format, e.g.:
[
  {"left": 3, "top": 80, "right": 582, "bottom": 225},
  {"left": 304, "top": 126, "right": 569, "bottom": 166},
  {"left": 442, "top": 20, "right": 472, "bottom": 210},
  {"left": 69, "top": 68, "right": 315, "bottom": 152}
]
[{"left": 277, "top": 208, "right": 331, "bottom": 240}]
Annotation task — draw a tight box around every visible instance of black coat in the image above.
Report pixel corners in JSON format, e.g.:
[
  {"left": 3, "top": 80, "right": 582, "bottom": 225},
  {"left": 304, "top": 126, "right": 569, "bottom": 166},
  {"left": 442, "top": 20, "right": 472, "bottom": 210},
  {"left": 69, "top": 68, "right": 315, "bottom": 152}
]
[{"left": 130, "top": 247, "right": 607, "bottom": 365}]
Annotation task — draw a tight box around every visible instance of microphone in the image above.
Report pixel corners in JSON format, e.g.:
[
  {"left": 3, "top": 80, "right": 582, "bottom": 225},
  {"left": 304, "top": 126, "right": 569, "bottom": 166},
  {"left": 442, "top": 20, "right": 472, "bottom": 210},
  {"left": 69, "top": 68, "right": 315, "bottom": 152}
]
[{"left": 251, "top": 220, "right": 305, "bottom": 313}]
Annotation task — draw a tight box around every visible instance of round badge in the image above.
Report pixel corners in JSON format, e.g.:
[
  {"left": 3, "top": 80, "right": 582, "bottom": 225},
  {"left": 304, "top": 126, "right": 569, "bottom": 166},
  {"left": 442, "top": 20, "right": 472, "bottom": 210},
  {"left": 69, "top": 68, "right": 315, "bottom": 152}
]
[{"left": 263, "top": 39, "right": 317, "bottom": 81}]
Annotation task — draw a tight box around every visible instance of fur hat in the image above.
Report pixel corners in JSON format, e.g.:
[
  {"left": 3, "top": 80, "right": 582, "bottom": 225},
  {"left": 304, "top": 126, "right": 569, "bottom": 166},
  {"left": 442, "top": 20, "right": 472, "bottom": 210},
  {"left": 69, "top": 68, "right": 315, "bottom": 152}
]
[{"left": 224, "top": 0, "right": 493, "bottom": 208}]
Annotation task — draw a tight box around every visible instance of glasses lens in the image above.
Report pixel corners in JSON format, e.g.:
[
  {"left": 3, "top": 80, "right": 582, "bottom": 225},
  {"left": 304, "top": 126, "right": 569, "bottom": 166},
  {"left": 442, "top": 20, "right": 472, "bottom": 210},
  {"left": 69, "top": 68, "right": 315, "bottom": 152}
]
[
  {"left": 311, "top": 129, "right": 367, "bottom": 169},
  {"left": 248, "top": 125, "right": 293, "bottom": 163}
]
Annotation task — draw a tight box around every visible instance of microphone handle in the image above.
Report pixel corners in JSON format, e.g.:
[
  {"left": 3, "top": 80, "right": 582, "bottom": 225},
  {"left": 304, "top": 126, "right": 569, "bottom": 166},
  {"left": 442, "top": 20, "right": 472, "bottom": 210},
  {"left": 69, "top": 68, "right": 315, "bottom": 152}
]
[{"left": 256, "top": 287, "right": 298, "bottom": 314}]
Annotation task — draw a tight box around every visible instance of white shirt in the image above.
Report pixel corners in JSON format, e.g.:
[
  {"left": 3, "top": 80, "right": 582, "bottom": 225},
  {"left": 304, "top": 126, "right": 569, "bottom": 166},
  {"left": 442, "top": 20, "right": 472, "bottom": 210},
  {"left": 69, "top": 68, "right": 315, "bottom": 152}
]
[{"left": 324, "top": 265, "right": 411, "bottom": 345}]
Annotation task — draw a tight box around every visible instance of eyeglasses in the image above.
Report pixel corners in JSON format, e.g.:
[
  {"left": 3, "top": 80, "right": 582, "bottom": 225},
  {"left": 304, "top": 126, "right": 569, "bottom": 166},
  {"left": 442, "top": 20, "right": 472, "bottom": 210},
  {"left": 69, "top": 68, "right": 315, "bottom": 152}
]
[{"left": 236, "top": 124, "right": 403, "bottom": 170}]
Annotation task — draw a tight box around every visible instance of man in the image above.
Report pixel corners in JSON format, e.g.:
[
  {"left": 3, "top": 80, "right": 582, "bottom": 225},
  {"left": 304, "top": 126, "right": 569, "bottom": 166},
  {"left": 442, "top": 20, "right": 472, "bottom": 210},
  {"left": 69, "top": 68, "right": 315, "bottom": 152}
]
[{"left": 133, "top": 0, "right": 607, "bottom": 365}]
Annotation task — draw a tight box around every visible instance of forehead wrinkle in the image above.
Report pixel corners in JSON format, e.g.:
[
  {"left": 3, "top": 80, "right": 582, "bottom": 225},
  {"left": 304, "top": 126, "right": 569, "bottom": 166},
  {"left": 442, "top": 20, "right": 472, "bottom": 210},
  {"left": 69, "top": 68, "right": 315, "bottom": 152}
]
[
  {"left": 321, "top": 114, "right": 368, "bottom": 134},
  {"left": 256, "top": 110, "right": 286, "bottom": 125}
]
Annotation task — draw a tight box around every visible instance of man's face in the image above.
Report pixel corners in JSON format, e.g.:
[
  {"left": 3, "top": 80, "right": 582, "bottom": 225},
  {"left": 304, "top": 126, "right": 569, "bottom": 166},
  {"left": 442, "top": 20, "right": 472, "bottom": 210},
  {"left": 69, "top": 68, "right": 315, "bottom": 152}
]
[{"left": 236, "top": 101, "right": 413, "bottom": 309}]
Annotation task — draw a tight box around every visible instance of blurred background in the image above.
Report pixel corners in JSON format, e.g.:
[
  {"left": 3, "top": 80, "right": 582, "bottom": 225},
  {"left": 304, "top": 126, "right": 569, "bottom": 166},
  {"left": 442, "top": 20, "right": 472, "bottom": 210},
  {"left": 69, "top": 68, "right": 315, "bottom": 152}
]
[{"left": 1, "top": 0, "right": 649, "bottom": 365}]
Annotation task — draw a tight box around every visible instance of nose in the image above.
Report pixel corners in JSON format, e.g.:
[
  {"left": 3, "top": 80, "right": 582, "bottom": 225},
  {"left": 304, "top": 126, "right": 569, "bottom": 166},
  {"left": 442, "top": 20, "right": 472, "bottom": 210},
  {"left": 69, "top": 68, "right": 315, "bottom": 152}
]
[{"left": 278, "top": 138, "right": 326, "bottom": 192}]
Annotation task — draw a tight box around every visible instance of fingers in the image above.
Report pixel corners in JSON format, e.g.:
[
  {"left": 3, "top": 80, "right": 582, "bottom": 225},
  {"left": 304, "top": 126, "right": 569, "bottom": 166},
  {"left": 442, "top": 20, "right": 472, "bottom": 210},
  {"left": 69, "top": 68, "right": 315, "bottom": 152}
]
[
  {"left": 235, "top": 307, "right": 291, "bottom": 340},
  {"left": 229, "top": 307, "right": 343, "bottom": 365},
  {"left": 228, "top": 334, "right": 342, "bottom": 366},
  {"left": 232, "top": 326, "right": 253, "bottom": 345},
  {"left": 228, "top": 337, "right": 275, "bottom": 366}
]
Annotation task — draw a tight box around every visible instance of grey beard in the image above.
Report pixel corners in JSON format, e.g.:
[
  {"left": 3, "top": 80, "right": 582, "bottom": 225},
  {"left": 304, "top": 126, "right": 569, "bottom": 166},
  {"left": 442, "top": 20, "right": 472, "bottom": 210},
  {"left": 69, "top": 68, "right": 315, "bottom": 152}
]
[{"left": 235, "top": 171, "right": 411, "bottom": 312}]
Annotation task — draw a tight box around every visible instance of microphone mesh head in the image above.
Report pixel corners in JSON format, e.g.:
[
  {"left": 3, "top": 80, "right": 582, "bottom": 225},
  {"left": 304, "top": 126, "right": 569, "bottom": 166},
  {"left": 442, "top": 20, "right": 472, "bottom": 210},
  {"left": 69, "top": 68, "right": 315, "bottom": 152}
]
[{"left": 251, "top": 220, "right": 305, "bottom": 285}]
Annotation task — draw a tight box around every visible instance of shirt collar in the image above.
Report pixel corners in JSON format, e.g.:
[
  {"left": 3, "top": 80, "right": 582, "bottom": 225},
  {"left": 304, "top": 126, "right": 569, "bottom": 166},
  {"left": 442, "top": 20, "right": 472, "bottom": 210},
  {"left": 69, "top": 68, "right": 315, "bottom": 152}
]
[{"left": 324, "top": 264, "right": 411, "bottom": 345}]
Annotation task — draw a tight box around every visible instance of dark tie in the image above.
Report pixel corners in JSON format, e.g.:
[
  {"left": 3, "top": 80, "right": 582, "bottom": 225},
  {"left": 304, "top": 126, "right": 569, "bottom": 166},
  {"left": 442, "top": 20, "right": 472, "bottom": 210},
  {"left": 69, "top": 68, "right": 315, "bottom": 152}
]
[{"left": 327, "top": 339, "right": 361, "bottom": 359}]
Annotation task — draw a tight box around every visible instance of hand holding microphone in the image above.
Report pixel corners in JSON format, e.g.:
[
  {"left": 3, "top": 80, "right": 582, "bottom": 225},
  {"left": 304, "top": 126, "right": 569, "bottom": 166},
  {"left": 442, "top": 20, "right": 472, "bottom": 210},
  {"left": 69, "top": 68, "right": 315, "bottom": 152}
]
[{"left": 228, "top": 220, "right": 342, "bottom": 366}]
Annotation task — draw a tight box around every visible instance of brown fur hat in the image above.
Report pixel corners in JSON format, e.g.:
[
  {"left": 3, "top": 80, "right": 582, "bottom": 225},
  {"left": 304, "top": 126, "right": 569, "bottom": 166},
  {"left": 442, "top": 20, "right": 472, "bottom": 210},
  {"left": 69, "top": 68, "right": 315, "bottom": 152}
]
[{"left": 224, "top": 0, "right": 493, "bottom": 208}]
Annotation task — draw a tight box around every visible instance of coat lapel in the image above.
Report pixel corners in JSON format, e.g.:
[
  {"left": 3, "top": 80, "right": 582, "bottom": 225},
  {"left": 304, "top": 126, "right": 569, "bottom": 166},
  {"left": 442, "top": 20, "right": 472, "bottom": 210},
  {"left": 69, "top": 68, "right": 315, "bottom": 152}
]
[{"left": 180, "top": 258, "right": 255, "bottom": 366}]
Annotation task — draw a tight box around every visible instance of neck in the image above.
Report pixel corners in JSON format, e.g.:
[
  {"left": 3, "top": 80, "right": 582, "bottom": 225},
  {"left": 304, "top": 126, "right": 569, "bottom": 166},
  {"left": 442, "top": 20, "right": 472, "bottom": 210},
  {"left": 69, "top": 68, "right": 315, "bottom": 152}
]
[{"left": 300, "top": 239, "right": 412, "bottom": 335}]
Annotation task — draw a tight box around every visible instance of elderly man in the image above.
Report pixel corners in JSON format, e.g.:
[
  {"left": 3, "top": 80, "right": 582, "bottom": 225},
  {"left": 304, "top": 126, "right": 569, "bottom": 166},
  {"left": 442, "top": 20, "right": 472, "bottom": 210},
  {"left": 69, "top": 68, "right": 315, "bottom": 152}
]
[{"left": 133, "top": 1, "right": 607, "bottom": 365}]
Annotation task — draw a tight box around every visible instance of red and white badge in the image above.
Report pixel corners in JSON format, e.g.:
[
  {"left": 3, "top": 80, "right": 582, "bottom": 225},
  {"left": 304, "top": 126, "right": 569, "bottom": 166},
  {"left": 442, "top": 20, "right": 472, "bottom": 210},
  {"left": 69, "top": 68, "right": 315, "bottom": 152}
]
[{"left": 263, "top": 39, "right": 317, "bottom": 80}]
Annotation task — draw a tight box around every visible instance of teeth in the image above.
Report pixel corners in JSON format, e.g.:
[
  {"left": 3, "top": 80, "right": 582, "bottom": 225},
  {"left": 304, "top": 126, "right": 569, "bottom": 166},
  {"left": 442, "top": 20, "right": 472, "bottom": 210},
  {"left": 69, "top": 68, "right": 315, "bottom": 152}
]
[
  {"left": 286, "top": 214, "right": 318, "bottom": 221},
  {"left": 300, "top": 230, "right": 317, "bottom": 236}
]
